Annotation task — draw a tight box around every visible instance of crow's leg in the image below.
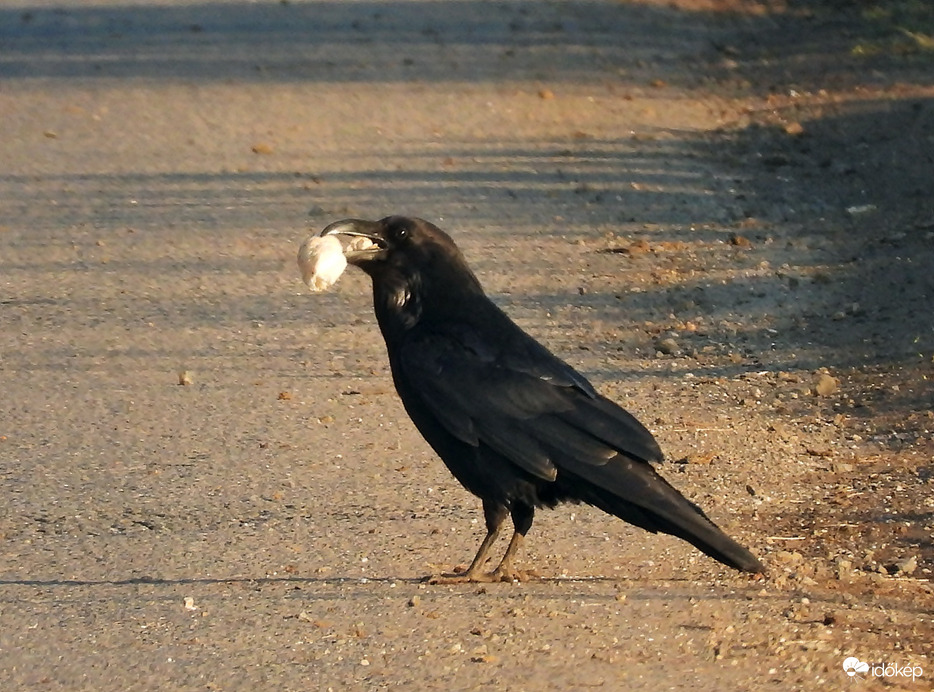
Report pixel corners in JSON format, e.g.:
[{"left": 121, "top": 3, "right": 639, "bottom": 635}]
[
  {"left": 460, "top": 499, "right": 509, "bottom": 578},
  {"left": 427, "top": 499, "right": 507, "bottom": 583},
  {"left": 490, "top": 501, "right": 534, "bottom": 582}
]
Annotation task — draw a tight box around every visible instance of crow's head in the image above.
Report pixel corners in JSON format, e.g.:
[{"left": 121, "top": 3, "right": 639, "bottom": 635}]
[
  {"left": 321, "top": 216, "right": 483, "bottom": 330},
  {"left": 321, "top": 216, "right": 462, "bottom": 273}
]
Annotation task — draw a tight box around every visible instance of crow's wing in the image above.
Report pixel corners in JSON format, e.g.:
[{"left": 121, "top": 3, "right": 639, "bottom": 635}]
[{"left": 397, "top": 323, "right": 663, "bottom": 482}]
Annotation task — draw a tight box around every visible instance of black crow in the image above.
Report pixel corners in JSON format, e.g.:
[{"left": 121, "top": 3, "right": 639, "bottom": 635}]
[{"left": 319, "top": 215, "right": 765, "bottom": 581}]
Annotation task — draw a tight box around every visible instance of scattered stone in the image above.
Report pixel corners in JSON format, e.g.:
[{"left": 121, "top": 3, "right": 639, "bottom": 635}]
[
  {"left": 813, "top": 373, "right": 838, "bottom": 397},
  {"left": 538, "top": 88, "right": 554, "bottom": 100},
  {"left": 774, "top": 550, "right": 804, "bottom": 565},
  {"left": 628, "top": 238, "right": 651, "bottom": 255},
  {"left": 600, "top": 238, "right": 652, "bottom": 256},
  {"left": 893, "top": 555, "right": 918, "bottom": 576},
  {"left": 177, "top": 369, "right": 193, "bottom": 386},
  {"left": 728, "top": 233, "right": 752, "bottom": 248},
  {"left": 655, "top": 337, "right": 680, "bottom": 356},
  {"left": 835, "top": 558, "right": 852, "bottom": 580}
]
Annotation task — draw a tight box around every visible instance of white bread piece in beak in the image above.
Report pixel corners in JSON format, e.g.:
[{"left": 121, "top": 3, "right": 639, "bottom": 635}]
[
  {"left": 347, "top": 235, "right": 377, "bottom": 252},
  {"left": 297, "top": 234, "right": 347, "bottom": 291}
]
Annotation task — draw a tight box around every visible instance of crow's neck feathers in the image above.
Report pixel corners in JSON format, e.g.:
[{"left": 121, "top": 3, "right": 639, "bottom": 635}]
[{"left": 372, "top": 245, "right": 487, "bottom": 339}]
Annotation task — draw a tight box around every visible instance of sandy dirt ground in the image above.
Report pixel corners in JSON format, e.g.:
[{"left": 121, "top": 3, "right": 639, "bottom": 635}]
[{"left": 1, "top": 1, "right": 932, "bottom": 690}]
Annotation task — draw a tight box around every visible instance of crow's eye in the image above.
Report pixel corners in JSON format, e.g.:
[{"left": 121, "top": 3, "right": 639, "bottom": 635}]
[{"left": 393, "top": 225, "right": 409, "bottom": 241}]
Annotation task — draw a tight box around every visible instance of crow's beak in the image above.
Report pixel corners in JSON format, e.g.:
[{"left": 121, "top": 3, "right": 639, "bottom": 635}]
[{"left": 321, "top": 218, "right": 387, "bottom": 264}]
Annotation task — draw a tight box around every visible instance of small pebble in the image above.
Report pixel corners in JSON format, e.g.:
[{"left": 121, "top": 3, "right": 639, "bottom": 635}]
[
  {"left": 655, "top": 337, "right": 680, "bottom": 356},
  {"left": 894, "top": 555, "right": 918, "bottom": 576},
  {"left": 814, "top": 373, "right": 838, "bottom": 397}
]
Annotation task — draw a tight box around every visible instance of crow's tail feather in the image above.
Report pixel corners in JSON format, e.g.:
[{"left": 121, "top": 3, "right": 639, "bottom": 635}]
[{"left": 562, "top": 460, "right": 765, "bottom": 573}]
